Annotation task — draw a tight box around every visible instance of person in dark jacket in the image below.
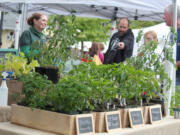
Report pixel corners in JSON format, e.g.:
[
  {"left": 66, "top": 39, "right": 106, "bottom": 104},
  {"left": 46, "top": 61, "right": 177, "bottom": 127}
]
[
  {"left": 19, "top": 13, "right": 47, "bottom": 59},
  {"left": 104, "top": 18, "right": 134, "bottom": 64}
]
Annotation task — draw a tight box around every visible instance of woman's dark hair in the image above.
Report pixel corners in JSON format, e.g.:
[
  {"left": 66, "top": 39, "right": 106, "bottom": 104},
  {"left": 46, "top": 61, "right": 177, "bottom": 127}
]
[
  {"left": 27, "top": 13, "right": 44, "bottom": 26},
  {"left": 89, "top": 42, "right": 100, "bottom": 57}
]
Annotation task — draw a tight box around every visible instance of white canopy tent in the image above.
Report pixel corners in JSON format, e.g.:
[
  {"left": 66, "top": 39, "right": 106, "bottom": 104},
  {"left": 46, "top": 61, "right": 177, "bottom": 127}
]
[
  {"left": 0, "top": 0, "right": 174, "bottom": 21},
  {"left": 0, "top": 0, "right": 179, "bottom": 116},
  {"left": 0, "top": 0, "right": 174, "bottom": 49}
]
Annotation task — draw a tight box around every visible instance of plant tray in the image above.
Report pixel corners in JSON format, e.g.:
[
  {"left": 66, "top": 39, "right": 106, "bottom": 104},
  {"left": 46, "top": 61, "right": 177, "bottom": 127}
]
[
  {"left": 0, "top": 79, "right": 24, "bottom": 105},
  {"left": 11, "top": 104, "right": 76, "bottom": 135}
]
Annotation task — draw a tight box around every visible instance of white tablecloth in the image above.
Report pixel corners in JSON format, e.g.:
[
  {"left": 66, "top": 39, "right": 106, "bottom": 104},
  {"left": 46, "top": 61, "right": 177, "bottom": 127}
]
[
  {"left": 0, "top": 117, "right": 179, "bottom": 135},
  {"left": 98, "top": 117, "right": 180, "bottom": 135}
]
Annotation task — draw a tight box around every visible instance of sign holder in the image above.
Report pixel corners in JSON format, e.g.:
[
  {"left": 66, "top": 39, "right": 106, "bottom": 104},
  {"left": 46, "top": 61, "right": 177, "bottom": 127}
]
[
  {"left": 149, "top": 104, "right": 162, "bottom": 124},
  {"left": 128, "top": 108, "right": 144, "bottom": 128},
  {"left": 76, "top": 114, "right": 95, "bottom": 135},
  {"left": 105, "top": 111, "right": 122, "bottom": 133}
]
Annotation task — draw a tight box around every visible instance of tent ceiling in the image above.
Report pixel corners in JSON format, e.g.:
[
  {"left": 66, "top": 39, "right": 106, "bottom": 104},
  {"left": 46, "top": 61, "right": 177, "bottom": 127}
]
[{"left": 0, "top": 0, "right": 175, "bottom": 21}]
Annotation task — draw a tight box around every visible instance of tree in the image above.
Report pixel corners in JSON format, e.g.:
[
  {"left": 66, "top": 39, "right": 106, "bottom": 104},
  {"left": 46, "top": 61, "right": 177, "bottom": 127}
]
[
  {"left": 130, "top": 20, "right": 161, "bottom": 29},
  {"left": 73, "top": 17, "right": 111, "bottom": 52},
  {"left": 74, "top": 17, "right": 111, "bottom": 42}
]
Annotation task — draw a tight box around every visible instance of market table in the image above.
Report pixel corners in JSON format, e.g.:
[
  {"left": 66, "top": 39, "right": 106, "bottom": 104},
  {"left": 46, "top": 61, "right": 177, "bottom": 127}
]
[
  {"left": 0, "top": 122, "right": 57, "bottom": 135},
  {"left": 0, "top": 117, "right": 179, "bottom": 135},
  {"left": 98, "top": 117, "right": 180, "bottom": 135}
]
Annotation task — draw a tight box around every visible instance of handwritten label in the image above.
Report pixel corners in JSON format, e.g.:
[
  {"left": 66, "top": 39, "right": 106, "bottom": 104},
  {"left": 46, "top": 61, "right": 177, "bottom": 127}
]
[
  {"left": 107, "top": 114, "right": 120, "bottom": 130},
  {"left": 130, "top": 111, "right": 143, "bottom": 125},
  {"left": 78, "top": 117, "right": 93, "bottom": 134},
  {"left": 151, "top": 107, "right": 161, "bottom": 122}
]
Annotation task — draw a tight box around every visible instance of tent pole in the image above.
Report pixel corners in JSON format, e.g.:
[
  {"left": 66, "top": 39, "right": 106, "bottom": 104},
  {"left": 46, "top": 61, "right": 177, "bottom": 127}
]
[
  {"left": 167, "top": 0, "right": 177, "bottom": 116},
  {"left": 14, "top": 3, "right": 28, "bottom": 50},
  {"left": 110, "top": 7, "right": 118, "bottom": 36},
  {"left": 0, "top": 12, "right": 4, "bottom": 48},
  {"left": 110, "top": 20, "right": 116, "bottom": 36},
  {"left": 14, "top": 12, "right": 22, "bottom": 50},
  {"left": 14, "top": 3, "right": 24, "bottom": 50},
  {"left": 21, "top": 3, "right": 28, "bottom": 34}
]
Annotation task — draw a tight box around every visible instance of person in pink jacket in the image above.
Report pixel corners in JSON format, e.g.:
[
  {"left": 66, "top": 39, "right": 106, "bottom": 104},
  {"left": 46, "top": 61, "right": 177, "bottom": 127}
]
[{"left": 98, "top": 43, "right": 105, "bottom": 63}]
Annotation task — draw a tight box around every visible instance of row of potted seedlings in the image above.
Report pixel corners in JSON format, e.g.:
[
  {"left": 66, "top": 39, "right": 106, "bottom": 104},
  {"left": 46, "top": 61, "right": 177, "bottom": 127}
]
[
  {"left": 10, "top": 62, "right": 165, "bottom": 135},
  {"left": 1, "top": 28, "right": 175, "bottom": 134}
]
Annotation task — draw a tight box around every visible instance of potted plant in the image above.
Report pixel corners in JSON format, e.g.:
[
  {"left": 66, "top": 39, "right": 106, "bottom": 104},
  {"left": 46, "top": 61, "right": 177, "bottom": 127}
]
[
  {"left": 171, "top": 86, "right": 180, "bottom": 119},
  {"left": 68, "top": 62, "right": 119, "bottom": 132},
  {"left": 0, "top": 52, "right": 38, "bottom": 78},
  {"left": 29, "top": 14, "right": 77, "bottom": 83},
  {"left": 0, "top": 52, "right": 38, "bottom": 105},
  {"left": 11, "top": 70, "right": 96, "bottom": 135},
  {"left": 125, "top": 28, "right": 175, "bottom": 123}
]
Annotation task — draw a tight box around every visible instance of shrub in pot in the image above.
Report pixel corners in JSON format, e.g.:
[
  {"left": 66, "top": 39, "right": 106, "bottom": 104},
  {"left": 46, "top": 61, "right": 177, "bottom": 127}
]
[
  {"left": 18, "top": 72, "right": 54, "bottom": 109},
  {"left": 171, "top": 86, "right": 180, "bottom": 119},
  {"left": 0, "top": 52, "right": 38, "bottom": 78},
  {"left": 0, "top": 52, "right": 38, "bottom": 104},
  {"left": 18, "top": 69, "right": 104, "bottom": 114},
  {"left": 68, "top": 62, "right": 119, "bottom": 132},
  {"left": 14, "top": 71, "right": 96, "bottom": 135},
  {"left": 29, "top": 15, "right": 77, "bottom": 83},
  {"left": 126, "top": 29, "right": 176, "bottom": 107}
]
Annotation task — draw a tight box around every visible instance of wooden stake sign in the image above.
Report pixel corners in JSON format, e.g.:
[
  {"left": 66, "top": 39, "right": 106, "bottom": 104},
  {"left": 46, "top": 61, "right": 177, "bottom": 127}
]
[
  {"left": 105, "top": 111, "right": 122, "bottom": 132},
  {"left": 128, "top": 108, "right": 144, "bottom": 128},
  {"left": 76, "top": 114, "right": 94, "bottom": 135},
  {"left": 149, "top": 105, "right": 162, "bottom": 124}
]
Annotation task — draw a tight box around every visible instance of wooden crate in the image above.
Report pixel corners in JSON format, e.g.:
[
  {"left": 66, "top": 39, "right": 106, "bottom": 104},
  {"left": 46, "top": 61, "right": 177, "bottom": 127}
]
[
  {"left": 0, "top": 106, "right": 11, "bottom": 122},
  {"left": 143, "top": 104, "right": 163, "bottom": 124},
  {"left": 11, "top": 104, "right": 76, "bottom": 135},
  {"left": 120, "top": 108, "right": 130, "bottom": 128},
  {"left": 0, "top": 79, "right": 24, "bottom": 105},
  {"left": 94, "top": 112, "right": 106, "bottom": 133},
  {"left": 94, "top": 110, "right": 123, "bottom": 133},
  {"left": 143, "top": 106, "right": 150, "bottom": 124}
]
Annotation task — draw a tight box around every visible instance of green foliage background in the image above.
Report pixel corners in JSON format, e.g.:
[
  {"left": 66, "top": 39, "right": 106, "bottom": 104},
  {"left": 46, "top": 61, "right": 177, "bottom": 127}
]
[
  {"left": 47, "top": 15, "right": 162, "bottom": 44},
  {"left": 130, "top": 20, "right": 161, "bottom": 29},
  {"left": 73, "top": 17, "right": 111, "bottom": 42}
]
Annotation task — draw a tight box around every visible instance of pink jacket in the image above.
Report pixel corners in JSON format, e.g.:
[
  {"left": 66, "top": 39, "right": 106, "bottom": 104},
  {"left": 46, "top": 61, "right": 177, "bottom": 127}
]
[{"left": 99, "top": 52, "right": 104, "bottom": 63}]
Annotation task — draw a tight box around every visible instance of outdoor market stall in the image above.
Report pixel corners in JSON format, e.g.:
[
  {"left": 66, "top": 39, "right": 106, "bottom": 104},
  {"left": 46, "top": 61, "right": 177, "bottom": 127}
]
[
  {"left": 0, "top": 1, "right": 180, "bottom": 135},
  {"left": 0, "top": 0, "right": 179, "bottom": 116}
]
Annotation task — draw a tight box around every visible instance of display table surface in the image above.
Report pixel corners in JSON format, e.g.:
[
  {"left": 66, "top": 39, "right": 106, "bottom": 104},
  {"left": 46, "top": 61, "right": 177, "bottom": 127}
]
[
  {"left": 0, "top": 117, "right": 179, "bottom": 135},
  {"left": 0, "top": 122, "right": 57, "bottom": 135},
  {"left": 98, "top": 117, "right": 180, "bottom": 135},
  {"left": 0, "top": 106, "right": 11, "bottom": 122}
]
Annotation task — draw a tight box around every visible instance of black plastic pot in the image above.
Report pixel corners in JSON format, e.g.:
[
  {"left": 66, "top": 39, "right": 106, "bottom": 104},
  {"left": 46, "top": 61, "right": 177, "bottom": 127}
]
[
  {"left": 150, "top": 98, "right": 165, "bottom": 116},
  {"left": 35, "top": 66, "right": 59, "bottom": 84}
]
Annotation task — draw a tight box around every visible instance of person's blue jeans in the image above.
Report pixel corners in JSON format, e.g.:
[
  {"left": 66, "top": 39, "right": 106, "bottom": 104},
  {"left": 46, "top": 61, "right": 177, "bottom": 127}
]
[
  {"left": 176, "top": 74, "right": 180, "bottom": 92},
  {"left": 176, "top": 74, "right": 180, "bottom": 86}
]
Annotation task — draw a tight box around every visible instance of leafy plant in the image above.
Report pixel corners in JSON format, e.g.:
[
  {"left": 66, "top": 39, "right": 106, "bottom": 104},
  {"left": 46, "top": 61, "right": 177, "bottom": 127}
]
[
  {"left": 29, "top": 14, "right": 77, "bottom": 72},
  {"left": 68, "top": 63, "right": 118, "bottom": 111},
  {"left": 0, "top": 52, "right": 38, "bottom": 78},
  {"left": 18, "top": 72, "right": 54, "bottom": 109},
  {"left": 126, "top": 28, "right": 176, "bottom": 104},
  {"left": 17, "top": 60, "right": 161, "bottom": 113},
  {"left": 170, "top": 86, "right": 180, "bottom": 115},
  {"left": 48, "top": 75, "right": 93, "bottom": 114},
  {"left": 111, "top": 64, "right": 159, "bottom": 103},
  {"left": 68, "top": 62, "right": 159, "bottom": 109},
  {"left": 171, "top": 86, "right": 180, "bottom": 107},
  {"left": 19, "top": 71, "right": 94, "bottom": 114}
]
